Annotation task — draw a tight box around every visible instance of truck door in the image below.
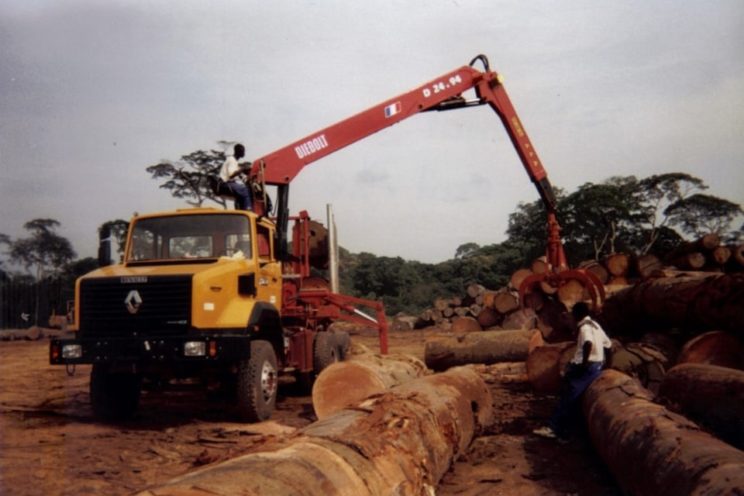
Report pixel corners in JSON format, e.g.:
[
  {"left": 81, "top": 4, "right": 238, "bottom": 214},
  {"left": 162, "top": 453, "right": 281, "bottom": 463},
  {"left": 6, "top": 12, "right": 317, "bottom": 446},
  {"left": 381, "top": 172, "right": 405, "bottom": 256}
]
[{"left": 256, "top": 222, "right": 282, "bottom": 309}]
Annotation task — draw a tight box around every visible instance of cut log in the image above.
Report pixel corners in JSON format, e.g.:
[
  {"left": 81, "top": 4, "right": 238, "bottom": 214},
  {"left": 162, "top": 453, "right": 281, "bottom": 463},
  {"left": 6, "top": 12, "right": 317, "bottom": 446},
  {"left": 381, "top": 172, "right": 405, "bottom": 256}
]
[
  {"left": 475, "top": 306, "right": 501, "bottom": 329},
  {"left": 424, "top": 329, "right": 534, "bottom": 371},
  {"left": 143, "top": 367, "right": 493, "bottom": 496},
  {"left": 578, "top": 259, "right": 610, "bottom": 284},
  {"left": 710, "top": 245, "right": 731, "bottom": 266},
  {"left": 677, "top": 330, "right": 744, "bottom": 369},
  {"left": 606, "top": 275, "right": 629, "bottom": 286},
  {"left": 731, "top": 243, "right": 744, "bottom": 267},
  {"left": 659, "top": 363, "right": 744, "bottom": 450},
  {"left": 536, "top": 298, "right": 572, "bottom": 342},
  {"left": 607, "top": 341, "right": 670, "bottom": 394},
  {"left": 530, "top": 256, "right": 549, "bottom": 275},
  {"left": 526, "top": 341, "right": 573, "bottom": 394},
  {"left": 433, "top": 297, "right": 451, "bottom": 312},
  {"left": 583, "top": 369, "right": 744, "bottom": 496},
  {"left": 556, "top": 278, "right": 585, "bottom": 309},
  {"left": 509, "top": 268, "right": 532, "bottom": 291},
  {"left": 604, "top": 253, "right": 629, "bottom": 277},
  {"left": 600, "top": 273, "right": 744, "bottom": 336},
  {"left": 491, "top": 290, "right": 520, "bottom": 314},
  {"left": 501, "top": 308, "right": 538, "bottom": 331},
  {"left": 527, "top": 329, "right": 545, "bottom": 353},
  {"left": 312, "top": 352, "right": 428, "bottom": 420},
  {"left": 450, "top": 316, "right": 482, "bottom": 334},
  {"left": 466, "top": 283, "right": 485, "bottom": 299},
  {"left": 633, "top": 253, "right": 663, "bottom": 280},
  {"left": 670, "top": 251, "right": 706, "bottom": 270}
]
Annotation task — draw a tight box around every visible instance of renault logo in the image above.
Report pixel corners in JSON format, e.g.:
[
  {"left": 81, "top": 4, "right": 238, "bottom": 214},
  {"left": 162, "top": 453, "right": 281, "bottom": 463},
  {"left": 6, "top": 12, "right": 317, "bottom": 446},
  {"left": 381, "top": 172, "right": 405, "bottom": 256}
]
[{"left": 125, "top": 290, "right": 143, "bottom": 314}]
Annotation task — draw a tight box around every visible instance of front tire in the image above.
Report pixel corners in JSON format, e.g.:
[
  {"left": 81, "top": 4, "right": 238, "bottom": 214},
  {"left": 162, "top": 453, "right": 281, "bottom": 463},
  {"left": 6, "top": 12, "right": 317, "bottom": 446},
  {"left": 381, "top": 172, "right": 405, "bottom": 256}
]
[
  {"left": 236, "top": 340, "right": 278, "bottom": 422},
  {"left": 89, "top": 364, "right": 141, "bottom": 421}
]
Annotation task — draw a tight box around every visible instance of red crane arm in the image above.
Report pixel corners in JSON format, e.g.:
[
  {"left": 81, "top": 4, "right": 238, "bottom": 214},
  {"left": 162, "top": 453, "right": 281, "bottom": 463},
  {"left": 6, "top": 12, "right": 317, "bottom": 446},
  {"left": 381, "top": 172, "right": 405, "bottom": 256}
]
[
  {"left": 249, "top": 56, "right": 556, "bottom": 211},
  {"left": 249, "top": 64, "right": 486, "bottom": 185},
  {"left": 249, "top": 54, "right": 567, "bottom": 270}
]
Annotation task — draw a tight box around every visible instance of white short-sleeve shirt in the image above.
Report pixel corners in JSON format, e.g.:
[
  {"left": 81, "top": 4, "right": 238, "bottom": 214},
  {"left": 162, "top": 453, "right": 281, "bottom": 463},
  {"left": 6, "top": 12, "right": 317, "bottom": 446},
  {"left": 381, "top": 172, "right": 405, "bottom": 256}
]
[{"left": 570, "top": 317, "right": 612, "bottom": 364}]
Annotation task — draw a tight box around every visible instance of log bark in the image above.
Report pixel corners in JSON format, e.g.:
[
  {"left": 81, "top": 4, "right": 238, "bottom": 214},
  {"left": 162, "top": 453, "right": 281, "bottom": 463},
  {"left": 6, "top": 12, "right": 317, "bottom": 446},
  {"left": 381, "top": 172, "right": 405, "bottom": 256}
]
[
  {"left": 312, "top": 352, "right": 428, "bottom": 420},
  {"left": 424, "top": 329, "right": 534, "bottom": 371},
  {"left": 633, "top": 253, "right": 663, "bottom": 279},
  {"left": 143, "top": 367, "right": 493, "bottom": 496},
  {"left": 659, "top": 363, "right": 744, "bottom": 450},
  {"left": 600, "top": 273, "right": 744, "bottom": 336},
  {"left": 582, "top": 369, "right": 744, "bottom": 496},
  {"left": 526, "top": 341, "right": 573, "bottom": 394},
  {"left": 501, "top": 308, "right": 538, "bottom": 331},
  {"left": 677, "top": 330, "right": 744, "bottom": 369}
]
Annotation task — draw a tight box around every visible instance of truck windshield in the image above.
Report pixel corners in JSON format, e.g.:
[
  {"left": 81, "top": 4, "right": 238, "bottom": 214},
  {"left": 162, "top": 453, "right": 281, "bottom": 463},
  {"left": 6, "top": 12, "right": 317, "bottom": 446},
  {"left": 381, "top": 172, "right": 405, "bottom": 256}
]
[{"left": 127, "top": 214, "right": 251, "bottom": 263}]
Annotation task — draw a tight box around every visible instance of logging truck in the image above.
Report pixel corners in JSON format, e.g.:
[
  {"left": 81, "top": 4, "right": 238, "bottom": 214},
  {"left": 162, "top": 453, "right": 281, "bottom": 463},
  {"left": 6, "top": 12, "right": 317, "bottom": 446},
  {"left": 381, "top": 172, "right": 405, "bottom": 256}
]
[{"left": 50, "top": 54, "right": 603, "bottom": 422}]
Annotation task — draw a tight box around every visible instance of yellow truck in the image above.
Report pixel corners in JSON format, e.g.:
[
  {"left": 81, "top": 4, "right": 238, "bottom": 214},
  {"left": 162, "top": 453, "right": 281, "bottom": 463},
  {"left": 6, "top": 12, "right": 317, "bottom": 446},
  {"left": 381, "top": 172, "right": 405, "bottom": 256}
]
[{"left": 50, "top": 207, "right": 387, "bottom": 421}]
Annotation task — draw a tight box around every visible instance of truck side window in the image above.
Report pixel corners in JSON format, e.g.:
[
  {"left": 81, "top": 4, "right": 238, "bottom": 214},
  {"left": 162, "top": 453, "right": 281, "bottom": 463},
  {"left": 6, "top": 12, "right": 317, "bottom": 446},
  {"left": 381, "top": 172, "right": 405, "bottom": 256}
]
[{"left": 257, "top": 225, "right": 272, "bottom": 260}]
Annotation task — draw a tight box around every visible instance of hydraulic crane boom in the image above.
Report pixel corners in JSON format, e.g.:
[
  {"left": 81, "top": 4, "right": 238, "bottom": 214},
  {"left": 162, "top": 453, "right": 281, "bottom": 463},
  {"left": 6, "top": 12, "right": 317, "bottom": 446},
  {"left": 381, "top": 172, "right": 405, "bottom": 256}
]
[{"left": 248, "top": 55, "right": 604, "bottom": 306}]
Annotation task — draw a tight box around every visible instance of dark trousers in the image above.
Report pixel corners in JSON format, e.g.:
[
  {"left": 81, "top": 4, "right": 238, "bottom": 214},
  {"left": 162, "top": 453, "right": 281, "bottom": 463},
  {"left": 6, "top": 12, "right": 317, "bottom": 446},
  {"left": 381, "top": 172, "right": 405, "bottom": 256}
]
[
  {"left": 227, "top": 181, "right": 252, "bottom": 211},
  {"left": 549, "top": 362, "right": 603, "bottom": 438}
]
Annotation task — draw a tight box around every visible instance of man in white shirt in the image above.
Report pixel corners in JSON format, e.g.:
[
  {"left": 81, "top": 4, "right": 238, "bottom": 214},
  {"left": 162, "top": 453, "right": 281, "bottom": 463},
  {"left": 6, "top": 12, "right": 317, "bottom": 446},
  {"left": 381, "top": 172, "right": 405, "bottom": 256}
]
[
  {"left": 534, "top": 301, "right": 612, "bottom": 440},
  {"left": 220, "top": 143, "right": 252, "bottom": 210}
]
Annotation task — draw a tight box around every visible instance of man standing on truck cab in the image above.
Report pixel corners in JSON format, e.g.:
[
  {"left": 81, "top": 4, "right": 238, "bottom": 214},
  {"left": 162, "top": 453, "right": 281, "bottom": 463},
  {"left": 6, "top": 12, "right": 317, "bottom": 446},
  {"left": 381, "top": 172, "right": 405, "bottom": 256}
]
[{"left": 220, "top": 143, "right": 252, "bottom": 211}]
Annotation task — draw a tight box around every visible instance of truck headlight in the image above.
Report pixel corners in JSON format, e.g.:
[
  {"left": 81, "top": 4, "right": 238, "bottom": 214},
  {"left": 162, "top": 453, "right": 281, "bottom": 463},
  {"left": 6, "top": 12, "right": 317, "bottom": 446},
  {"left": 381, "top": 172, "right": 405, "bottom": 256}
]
[
  {"left": 184, "top": 341, "right": 206, "bottom": 357},
  {"left": 62, "top": 344, "right": 83, "bottom": 359}
]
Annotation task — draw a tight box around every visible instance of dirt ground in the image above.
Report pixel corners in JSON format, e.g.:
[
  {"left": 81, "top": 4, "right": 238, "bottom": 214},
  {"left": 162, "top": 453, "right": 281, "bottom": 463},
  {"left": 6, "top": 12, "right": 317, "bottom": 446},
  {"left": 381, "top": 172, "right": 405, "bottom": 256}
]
[{"left": 0, "top": 329, "right": 621, "bottom": 495}]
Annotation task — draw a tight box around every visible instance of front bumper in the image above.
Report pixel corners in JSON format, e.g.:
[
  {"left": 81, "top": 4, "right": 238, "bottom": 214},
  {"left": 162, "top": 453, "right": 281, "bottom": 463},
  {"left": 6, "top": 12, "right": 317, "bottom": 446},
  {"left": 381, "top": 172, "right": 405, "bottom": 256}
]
[{"left": 49, "top": 333, "right": 252, "bottom": 365}]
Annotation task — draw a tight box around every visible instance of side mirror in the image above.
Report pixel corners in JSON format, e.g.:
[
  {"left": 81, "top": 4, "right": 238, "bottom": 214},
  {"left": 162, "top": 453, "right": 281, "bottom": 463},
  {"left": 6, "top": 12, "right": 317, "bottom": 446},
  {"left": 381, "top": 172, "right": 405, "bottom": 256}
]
[{"left": 98, "top": 226, "right": 113, "bottom": 267}]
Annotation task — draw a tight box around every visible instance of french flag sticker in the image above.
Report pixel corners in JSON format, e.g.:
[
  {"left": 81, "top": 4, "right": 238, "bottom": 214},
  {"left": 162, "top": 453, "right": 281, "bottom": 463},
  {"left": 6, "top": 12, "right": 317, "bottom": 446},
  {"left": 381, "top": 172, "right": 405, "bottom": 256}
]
[{"left": 384, "top": 101, "right": 402, "bottom": 118}]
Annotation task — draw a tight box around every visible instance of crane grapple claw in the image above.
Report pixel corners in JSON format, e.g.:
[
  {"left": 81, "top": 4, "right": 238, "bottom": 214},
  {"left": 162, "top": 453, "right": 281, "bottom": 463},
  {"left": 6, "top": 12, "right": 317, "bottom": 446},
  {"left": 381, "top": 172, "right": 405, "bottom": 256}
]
[{"left": 518, "top": 269, "right": 606, "bottom": 311}]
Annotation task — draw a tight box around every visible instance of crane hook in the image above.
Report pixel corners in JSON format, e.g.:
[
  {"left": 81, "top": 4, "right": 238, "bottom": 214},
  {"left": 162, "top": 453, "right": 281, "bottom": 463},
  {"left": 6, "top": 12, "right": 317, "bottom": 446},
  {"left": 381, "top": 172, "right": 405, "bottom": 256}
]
[{"left": 469, "top": 54, "right": 490, "bottom": 71}]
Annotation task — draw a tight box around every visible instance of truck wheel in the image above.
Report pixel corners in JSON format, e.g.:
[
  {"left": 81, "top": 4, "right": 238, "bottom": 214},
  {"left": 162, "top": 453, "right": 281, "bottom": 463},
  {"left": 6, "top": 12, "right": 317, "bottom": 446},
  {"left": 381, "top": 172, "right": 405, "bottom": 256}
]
[
  {"left": 89, "top": 364, "right": 141, "bottom": 420},
  {"left": 313, "top": 331, "right": 339, "bottom": 375},
  {"left": 333, "top": 330, "right": 351, "bottom": 360},
  {"left": 236, "top": 340, "right": 278, "bottom": 422}
]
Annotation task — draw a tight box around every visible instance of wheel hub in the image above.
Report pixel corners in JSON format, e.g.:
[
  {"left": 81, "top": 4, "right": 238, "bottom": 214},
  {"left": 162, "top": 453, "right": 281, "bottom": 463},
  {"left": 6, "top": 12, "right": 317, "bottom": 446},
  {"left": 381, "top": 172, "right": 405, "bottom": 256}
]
[{"left": 260, "top": 360, "right": 277, "bottom": 401}]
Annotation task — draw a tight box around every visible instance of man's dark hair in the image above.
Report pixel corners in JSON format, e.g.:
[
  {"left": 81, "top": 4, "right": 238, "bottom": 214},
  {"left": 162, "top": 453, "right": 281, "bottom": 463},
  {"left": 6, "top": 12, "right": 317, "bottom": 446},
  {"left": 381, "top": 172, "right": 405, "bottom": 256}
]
[
  {"left": 571, "top": 301, "right": 590, "bottom": 321},
  {"left": 234, "top": 143, "right": 245, "bottom": 158}
]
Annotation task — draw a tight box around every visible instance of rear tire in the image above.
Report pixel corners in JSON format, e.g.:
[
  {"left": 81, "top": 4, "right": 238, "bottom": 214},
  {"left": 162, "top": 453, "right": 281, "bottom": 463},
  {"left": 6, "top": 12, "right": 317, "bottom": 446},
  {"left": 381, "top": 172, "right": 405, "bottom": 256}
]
[
  {"left": 236, "top": 340, "right": 278, "bottom": 422},
  {"left": 333, "top": 331, "right": 350, "bottom": 360},
  {"left": 313, "top": 332, "right": 339, "bottom": 375},
  {"left": 90, "top": 364, "right": 141, "bottom": 421}
]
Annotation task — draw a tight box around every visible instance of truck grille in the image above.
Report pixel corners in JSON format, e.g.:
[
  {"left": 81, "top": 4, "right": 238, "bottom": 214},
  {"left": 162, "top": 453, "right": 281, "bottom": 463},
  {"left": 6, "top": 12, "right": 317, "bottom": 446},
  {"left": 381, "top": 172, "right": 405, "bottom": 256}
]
[{"left": 79, "top": 275, "right": 192, "bottom": 338}]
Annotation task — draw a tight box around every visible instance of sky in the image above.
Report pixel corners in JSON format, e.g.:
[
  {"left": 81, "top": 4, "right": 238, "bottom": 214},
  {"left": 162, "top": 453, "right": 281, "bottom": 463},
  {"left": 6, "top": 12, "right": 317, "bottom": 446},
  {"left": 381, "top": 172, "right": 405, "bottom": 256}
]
[{"left": 1, "top": 0, "right": 743, "bottom": 264}]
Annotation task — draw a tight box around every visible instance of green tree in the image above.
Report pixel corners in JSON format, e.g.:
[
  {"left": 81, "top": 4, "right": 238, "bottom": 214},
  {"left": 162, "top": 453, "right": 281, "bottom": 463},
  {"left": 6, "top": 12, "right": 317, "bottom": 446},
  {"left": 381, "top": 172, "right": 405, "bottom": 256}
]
[
  {"left": 636, "top": 173, "right": 707, "bottom": 253},
  {"left": 665, "top": 193, "right": 743, "bottom": 239},
  {"left": 146, "top": 148, "right": 229, "bottom": 207},
  {"left": 5, "top": 219, "right": 76, "bottom": 325}
]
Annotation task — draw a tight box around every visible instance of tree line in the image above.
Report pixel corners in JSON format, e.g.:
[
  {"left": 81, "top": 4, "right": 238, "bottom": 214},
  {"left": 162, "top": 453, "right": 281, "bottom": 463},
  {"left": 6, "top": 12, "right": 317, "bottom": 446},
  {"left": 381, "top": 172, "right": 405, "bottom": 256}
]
[{"left": 1, "top": 153, "right": 741, "bottom": 326}]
